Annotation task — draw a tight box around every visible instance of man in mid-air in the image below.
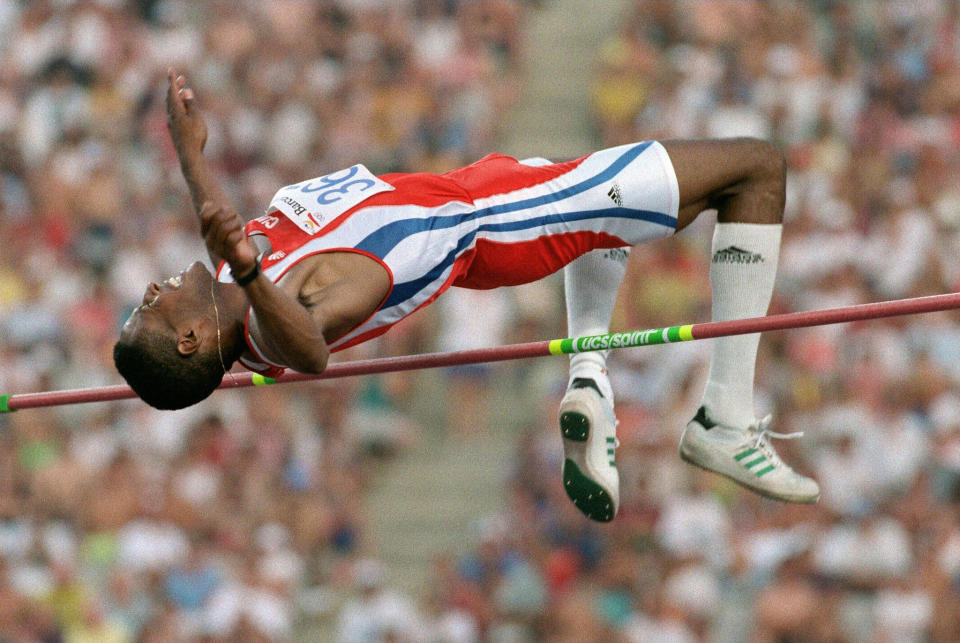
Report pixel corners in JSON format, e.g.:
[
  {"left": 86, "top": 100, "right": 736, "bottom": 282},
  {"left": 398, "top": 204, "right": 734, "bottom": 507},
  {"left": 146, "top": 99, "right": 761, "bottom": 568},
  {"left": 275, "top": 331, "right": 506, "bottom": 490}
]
[{"left": 114, "top": 69, "right": 818, "bottom": 522}]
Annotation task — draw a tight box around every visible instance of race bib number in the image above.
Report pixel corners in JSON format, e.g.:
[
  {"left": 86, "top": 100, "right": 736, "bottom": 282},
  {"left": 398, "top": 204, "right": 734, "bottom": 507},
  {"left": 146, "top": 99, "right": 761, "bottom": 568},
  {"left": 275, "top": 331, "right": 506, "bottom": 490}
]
[{"left": 268, "top": 165, "right": 395, "bottom": 235}]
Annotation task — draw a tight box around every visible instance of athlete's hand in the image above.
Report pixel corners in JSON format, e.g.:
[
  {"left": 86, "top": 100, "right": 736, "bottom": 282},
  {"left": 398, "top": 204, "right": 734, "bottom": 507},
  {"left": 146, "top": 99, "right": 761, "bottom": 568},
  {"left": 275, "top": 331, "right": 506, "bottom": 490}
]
[
  {"left": 166, "top": 67, "right": 207, "bottom": 159},
  {"left": 199, "top": 201, "right": 258, "bottom": 278}
]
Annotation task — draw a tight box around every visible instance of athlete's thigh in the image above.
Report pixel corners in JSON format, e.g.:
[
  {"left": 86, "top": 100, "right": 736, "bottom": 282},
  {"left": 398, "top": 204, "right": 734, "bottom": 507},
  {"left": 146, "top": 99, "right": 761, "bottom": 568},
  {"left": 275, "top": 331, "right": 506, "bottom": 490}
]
[{"left": 662, "top": 138, "right": 783, "bottom": 229}]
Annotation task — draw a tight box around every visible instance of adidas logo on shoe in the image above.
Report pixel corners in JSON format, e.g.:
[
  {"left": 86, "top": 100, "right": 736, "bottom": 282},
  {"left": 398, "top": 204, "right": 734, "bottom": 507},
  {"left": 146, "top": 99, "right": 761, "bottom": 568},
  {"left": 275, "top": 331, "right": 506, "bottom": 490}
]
[{"left": 679, "top": 406, "right": 819, "bottom": 503}]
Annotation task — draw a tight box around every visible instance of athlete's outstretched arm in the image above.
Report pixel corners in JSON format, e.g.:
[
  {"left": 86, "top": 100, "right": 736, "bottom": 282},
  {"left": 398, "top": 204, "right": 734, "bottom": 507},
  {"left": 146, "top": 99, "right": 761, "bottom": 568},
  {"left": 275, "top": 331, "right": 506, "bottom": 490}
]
[
  {"left": 167, "top": 68, "right": 330, "bottom": 374},
  {"left": 200, "top": 201, "right": 330, "bottom": 374},
  {"left": 165, "top": 68, "right": 232, "bottom": 267}
]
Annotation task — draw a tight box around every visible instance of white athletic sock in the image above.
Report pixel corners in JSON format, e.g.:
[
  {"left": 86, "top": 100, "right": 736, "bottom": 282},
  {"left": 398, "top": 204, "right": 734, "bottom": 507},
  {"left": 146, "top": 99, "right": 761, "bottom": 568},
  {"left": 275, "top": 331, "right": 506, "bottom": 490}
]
[
  {"left": 700, "top": 222, "right": 782, "bottom": 428},
  {"left": 564, "top": 248, "right": 629, "bottom": 402}
]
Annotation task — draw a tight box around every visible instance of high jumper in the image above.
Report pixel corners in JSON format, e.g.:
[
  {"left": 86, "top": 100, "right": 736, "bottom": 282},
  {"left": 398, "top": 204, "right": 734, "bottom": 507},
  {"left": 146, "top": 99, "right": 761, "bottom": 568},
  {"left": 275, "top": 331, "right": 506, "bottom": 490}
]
[{"left": 113, "top": 68, "right": 814, "bottom": 521}]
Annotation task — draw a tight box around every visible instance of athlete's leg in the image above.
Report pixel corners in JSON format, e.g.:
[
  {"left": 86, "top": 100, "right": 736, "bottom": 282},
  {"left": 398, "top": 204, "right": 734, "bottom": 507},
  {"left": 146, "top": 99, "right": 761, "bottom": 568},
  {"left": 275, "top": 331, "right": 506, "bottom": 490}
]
[
  {"left": 667, "top": 137, "right": 785, "bottom": 229},
  {"left": 514, "top": 157, "right": 633, "bottom": 523},
  {"left": 557, "top": 247, "right": 627, "bottom": 522},
  {"left": 665, "top": 138, "right": 784, "bottom": 428},
  {"left": 557, "top": 247, "right": 624, "bottom": 523},
  {"left": 664, "top": 138, "right": 818, "bottom": 503},
  {"left": 517, "top": 155, "right": 628, "bottom": 399},
  {"left": 563, "top": 248, "right": 628, "bottom": 401}
]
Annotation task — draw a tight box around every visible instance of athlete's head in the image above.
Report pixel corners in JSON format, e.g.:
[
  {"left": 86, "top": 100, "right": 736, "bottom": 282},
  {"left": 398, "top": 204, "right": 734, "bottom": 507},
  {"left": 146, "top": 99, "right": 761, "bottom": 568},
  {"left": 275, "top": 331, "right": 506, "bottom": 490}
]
[{"left": 114, "top": 261, "right": 229, "bottom": 410}]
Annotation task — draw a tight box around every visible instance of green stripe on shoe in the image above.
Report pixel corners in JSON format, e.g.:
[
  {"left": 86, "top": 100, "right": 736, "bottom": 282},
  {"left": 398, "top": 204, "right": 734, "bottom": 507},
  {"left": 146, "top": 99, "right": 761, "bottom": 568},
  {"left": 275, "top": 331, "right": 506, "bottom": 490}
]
[
  {"left": 734, "top": 448, "right": 758, "bottom": 461},
  {"left": 754, "top": 464, "right": 776, "bottom": 477}
]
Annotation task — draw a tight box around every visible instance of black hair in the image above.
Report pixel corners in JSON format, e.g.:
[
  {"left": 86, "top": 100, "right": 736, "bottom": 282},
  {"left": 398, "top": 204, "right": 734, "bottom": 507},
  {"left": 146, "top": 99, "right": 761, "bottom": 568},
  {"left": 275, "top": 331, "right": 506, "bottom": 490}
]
[{"left": 113, "top": 329, "right": 224, "bottom": 410}]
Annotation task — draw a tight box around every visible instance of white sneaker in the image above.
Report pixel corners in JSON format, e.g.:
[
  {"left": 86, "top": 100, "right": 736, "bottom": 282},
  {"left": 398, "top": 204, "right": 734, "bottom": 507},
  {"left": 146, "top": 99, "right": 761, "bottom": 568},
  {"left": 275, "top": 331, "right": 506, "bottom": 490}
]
[
  {"left": 679, "top": 406, "right": 820, "bottom": 503},
  {"left": 558, "top": 379, "right": 619, "bottom": 522}
]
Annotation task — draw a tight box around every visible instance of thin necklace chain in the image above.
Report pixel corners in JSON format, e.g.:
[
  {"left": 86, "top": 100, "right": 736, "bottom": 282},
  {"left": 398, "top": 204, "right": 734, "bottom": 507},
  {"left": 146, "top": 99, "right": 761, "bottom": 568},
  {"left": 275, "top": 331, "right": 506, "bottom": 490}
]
[{"left": 211, "top": 280, "right": 239, "bottom": 386}]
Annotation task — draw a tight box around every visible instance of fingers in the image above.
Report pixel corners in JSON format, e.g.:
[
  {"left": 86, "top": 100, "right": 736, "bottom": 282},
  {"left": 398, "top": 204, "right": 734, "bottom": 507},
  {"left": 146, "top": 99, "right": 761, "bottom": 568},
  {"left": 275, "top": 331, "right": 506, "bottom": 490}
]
[
  {"left": 181, "top": 87, "right": 196, "bottom": 113},
  {"left": 214, "top": 217, "right": 243, "bottom": 250},
  {"left": 201, "top": 201, "right": 234, "bottom": 237},
  {"left": 167, "top": 67, "right": 186, "bottom": 114},
  {"left": 166, "top": 68, "right": 181, "bottom": 116},
  {"left": 200, "top": 201, "right": 246, "bottom": 259},
  {"left": 165, "top": 67, "right": 195, "bottom": 116},
  {"left": 199, "top": 200, "right": 215, "bottom": 235}
]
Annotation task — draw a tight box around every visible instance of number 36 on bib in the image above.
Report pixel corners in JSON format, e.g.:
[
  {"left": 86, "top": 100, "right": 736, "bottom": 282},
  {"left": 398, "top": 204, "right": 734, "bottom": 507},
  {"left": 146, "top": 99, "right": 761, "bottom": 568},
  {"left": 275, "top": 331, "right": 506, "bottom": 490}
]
[{"left": 268, "top": 165, "right": 395, "bottom": 235}]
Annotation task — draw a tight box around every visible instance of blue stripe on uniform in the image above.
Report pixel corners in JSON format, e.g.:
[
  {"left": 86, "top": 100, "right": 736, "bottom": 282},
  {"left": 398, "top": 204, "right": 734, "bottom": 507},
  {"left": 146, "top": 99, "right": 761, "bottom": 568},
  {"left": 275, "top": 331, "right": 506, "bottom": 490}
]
[
  {"left": 357, "top": 141, "right": 658, "bottom": 259},
  {"left": 383, "top": 233, "right": 475, "bottom": 308},
  {"left": 476, "top": 206, "right": 676, "bottom": 234},
  {"left": 383, "top": 206, "right": 670, "bottom": 308},
  {"left": 376, "top": 141, "right": 673, "bottom": 309}
]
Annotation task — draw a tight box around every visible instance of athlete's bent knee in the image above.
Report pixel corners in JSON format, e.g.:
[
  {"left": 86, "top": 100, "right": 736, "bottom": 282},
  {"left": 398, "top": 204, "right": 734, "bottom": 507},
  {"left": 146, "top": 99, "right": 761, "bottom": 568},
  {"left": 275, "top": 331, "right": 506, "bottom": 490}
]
[
  {"left": 750, "top": 139, "right": 786, "bottom": 193},
  {"left": 722, "top": 138, "right": 786, "bottom": 224}
]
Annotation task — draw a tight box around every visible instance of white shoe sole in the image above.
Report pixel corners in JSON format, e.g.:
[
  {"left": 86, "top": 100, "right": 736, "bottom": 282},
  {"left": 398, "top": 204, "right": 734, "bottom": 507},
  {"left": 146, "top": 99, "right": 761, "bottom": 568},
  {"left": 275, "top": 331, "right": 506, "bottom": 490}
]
[{"left": 559, "top": 389, "right": 619, "bottom": 522}]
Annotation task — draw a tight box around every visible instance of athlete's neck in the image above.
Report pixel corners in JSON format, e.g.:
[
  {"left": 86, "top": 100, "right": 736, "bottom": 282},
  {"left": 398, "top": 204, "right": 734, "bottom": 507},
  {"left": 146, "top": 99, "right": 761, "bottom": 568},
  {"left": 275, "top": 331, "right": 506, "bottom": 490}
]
[{"left": 215, "top": 282, "right": 252, "bottom": 360}]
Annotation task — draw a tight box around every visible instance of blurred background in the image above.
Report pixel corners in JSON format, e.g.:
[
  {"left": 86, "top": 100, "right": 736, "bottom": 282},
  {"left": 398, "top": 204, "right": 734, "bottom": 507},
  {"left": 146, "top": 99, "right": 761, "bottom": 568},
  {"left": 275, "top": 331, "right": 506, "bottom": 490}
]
[{"left": 2, "top": 0, "right": 960, "bottom": 640}]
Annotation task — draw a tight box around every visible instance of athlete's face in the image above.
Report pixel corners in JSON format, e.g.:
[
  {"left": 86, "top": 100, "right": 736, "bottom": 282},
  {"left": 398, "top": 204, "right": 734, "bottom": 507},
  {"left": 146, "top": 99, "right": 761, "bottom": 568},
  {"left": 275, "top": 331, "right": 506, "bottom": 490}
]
[{"left": 120, "top": 261, "right": 215, "bottom": 342}]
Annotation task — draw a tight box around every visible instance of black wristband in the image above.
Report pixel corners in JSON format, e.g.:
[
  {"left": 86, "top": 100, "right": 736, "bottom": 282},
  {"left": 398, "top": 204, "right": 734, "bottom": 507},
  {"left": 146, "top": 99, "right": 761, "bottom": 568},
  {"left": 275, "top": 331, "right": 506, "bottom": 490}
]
[{"left": 232, "top": 255, "right": 261, "bottom": 286}]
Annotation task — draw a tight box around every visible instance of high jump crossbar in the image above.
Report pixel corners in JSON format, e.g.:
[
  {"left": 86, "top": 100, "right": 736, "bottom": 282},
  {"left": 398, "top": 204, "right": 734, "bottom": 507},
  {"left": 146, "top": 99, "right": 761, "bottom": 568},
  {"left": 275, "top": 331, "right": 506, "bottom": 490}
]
[{"left": 2, "top": 291, "right": 959, "bottom": 413}]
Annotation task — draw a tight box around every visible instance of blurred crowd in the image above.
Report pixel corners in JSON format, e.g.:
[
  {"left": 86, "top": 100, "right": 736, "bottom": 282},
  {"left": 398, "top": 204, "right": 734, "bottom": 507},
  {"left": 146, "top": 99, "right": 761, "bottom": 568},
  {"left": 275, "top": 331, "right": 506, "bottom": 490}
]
[
  {"left": 3, "top": 0, "right": 960, "bottom": 641},
  {"left": 533, "top": 1, "right": 960, "bottom": 641},
  {"left": 0, "top": 0, "right": 529, "bottom": 640}
]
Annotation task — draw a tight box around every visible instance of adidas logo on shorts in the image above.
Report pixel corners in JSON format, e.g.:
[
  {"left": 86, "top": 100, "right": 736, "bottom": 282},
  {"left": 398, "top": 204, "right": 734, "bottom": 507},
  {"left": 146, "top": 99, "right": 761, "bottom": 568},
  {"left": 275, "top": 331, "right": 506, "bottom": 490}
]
[{"left": 607, "top": 183, "right": 623, "bottom": 207}]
